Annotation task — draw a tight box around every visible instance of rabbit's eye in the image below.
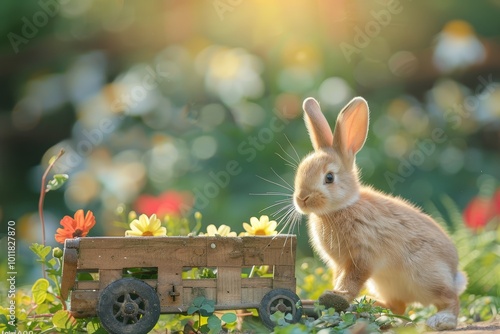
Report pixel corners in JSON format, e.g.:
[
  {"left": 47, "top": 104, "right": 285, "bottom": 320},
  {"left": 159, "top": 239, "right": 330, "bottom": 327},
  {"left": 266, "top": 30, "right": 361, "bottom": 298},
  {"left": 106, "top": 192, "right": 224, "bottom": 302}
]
[{"left": 325, "top": 172, "right": 334, "bottom": 184}]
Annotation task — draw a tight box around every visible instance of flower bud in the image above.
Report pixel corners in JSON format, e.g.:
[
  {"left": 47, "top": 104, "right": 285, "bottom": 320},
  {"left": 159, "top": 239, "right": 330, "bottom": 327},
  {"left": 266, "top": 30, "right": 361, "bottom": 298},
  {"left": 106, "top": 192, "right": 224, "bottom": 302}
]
[
  {"left": 52, "top": 247, "right": 63, "bottom": 258},
  {"left": 195, "top": 211, "right": 202, "bottom": 220},
  {"left": 128, "top": 211, "right": 137, "bottom": 221}
]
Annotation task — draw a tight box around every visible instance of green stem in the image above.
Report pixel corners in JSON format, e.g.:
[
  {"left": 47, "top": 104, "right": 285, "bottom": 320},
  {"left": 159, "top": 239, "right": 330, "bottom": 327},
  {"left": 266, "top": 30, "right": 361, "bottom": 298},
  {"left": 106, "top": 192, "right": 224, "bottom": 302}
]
[
  {"left": 248, "top": 265, "right": 256, "bottom": 278},
  {"left": 38, "top": 149, "right": 65, "bottom": 278},
  {"left": 39, "top": 327, "right": 57, "bottom": 334},
  {"left": 48, "top": 269, "right": 67, "bottom": 310},
  {"left": 28, "top": 313, "right": 55, "bottom": 318},
  {"left": 382, "top": 313, "right": 412, "bottom": 322}
]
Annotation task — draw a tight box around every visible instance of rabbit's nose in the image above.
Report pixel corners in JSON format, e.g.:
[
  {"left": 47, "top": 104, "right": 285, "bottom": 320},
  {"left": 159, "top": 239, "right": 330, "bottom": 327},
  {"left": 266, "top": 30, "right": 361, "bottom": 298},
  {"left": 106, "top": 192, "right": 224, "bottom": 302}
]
[{"left": 298, "top": 195, "right": 310, "bottom": 205}]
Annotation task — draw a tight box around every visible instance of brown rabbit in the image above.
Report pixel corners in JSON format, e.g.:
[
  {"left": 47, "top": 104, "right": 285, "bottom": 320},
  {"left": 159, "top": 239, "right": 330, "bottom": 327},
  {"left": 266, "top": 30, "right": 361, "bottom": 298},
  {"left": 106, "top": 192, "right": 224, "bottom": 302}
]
[{"left": 293, "top": 97, "right": 467, "bottom": 330}]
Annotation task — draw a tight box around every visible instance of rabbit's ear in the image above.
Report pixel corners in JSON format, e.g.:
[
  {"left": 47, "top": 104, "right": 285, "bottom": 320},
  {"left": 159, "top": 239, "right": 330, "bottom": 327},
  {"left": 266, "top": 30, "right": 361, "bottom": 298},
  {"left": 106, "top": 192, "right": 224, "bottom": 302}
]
[
  {"left": 303, "top": 98, "right": 333, "bottom": 151},
  {"left": 333, "top": 97, "right": 369, "bottom": 156}
]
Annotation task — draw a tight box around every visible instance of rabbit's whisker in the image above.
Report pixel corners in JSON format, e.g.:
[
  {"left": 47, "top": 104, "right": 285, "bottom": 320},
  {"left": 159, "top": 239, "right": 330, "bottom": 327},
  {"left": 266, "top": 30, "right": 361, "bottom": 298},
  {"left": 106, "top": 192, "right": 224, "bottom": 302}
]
[
  {"left": 271, "top": 167, "right": 294, "bottom": 191},
  {"left": 275, "top": 152, "right": 297, "bottom": 170},
  {"left": 285, "top": 211, "right": 302, "bottom": 236},
  {"left": 250, "top": 192, "right": 293, "bottom": 197},
  {"left": 259, "top": 199, "right": 292, "bottom": 213},
  {"left": 275, "top": 205, "right": 294, "bottom": 226},
  {"left": 283, "top": 135, "right": 301, "bottom": 166},
  {"left": 256, "top": 175, "right": 293, "bottom": 192},
  {"left": 277, "top": 141, "right": 299, "bottom": 168},
  {"left": 276, "top": 206, "right": 300, "bottom": 235},
  {"left": 272, "top": 202, "right": 295, "bottom": 218}
]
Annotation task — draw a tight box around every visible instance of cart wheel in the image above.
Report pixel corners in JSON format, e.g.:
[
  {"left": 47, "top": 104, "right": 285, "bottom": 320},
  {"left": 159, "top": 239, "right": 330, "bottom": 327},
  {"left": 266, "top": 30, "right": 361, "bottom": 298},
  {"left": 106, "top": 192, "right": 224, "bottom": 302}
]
[
  {"left": 258, "top": 288, "right": 302, "bottom": 329},
  {"left": 97, "top": 278, "right": 160, "bottom": 334}
]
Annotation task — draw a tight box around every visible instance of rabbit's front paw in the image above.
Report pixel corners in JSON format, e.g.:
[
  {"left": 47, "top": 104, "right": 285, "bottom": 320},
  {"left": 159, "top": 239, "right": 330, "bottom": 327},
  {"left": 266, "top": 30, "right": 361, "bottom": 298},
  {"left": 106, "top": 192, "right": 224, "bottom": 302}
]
[{"left": 426, "top": 312, "right": 457, "bottom": 331}]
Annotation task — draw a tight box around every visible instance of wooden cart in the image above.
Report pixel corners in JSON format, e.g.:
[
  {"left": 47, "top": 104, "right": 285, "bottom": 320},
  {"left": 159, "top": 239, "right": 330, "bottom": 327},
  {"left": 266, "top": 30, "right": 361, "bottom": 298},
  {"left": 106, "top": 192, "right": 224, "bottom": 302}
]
[{"left": 61, "top": 235, "right": 302, "bottom": 333}]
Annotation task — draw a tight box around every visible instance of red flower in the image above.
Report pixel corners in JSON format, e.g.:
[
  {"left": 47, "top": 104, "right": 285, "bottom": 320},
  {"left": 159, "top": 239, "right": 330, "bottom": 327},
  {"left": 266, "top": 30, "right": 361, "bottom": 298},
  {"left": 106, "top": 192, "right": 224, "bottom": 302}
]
[
  {"left": 463, "top": 189, "right": 500, "bottom": 230},
  {"left": 134, "top": 191, "right": 192, "bottom": 217},
  {"left": 55, "top": 210, "right": 96, "bottom": 244},
  {"left": 493, "top": 189, "right": 500, "bottom": 216}
]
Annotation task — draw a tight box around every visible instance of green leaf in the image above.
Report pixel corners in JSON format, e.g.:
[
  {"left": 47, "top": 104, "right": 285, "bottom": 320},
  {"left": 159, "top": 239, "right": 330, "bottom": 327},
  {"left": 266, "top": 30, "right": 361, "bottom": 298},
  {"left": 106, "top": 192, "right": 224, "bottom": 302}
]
[
  {"left": 47, "top": 257, "right": 57, "bottom": 268},
  {"left": 341, "top": 312, "right": 356, "bottom": 326},
  {"left": 77, "top": 272, "right": 94, "bottom": 281},
  {"left": 35, "top": 303, "right": 50, "bottom": 315},
  {"left": 221, "top": 312, "right": 237, "bottom": 324},
  {"left": 192, "top": 296, "right": 206, "bottom": 308},
  {"left": 270, "top": 310, "right": 284, "bottom": 323},
  {"left": 187, "top": 306, "right": 199, "bottom": 315},
  {"left": 30, "top": 244, "right": 52, "bottom": 261},
  {"left": 200, "top": 268, "right": 217, "bottom": 278},
  {"left": 46, "top": 174, "right": 69, "bottom": 192},
  {"left": 32, "top": 278, "right": 50, "bottom": 304},
  {"left": 0, "top": 314, "right": 16, "bottom": 331},
  {"left": 87, "top": 318, "right": 108, "bottom": 334},
  {"left": 205, "top": 299, "right": 215, "bottom": 308},
  {"left": 52, "top": 310, "right": 77, "bottom": 329},
  {"left": 207, "top": 315, "right": 221, "bottom": 330},
  {"left": 48, "top": 303, "right": 63, "bottom": 314},
  {"left": 200, "top": 303, "right": 215, "bottom": 316}
]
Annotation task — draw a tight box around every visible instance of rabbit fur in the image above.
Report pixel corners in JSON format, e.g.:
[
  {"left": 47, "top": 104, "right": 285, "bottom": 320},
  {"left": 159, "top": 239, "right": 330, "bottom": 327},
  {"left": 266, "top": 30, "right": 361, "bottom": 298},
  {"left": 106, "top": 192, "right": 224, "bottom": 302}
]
[{"left": 293, "top": 97, "right": 467, "bottom": 330}]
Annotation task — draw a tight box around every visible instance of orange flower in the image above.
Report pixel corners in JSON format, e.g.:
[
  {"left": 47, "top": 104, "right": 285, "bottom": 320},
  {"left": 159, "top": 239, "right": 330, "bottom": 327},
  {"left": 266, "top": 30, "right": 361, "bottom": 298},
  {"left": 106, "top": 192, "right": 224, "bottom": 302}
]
[{"left": 55, "top": 210, "right": 96, "bottom": 244}]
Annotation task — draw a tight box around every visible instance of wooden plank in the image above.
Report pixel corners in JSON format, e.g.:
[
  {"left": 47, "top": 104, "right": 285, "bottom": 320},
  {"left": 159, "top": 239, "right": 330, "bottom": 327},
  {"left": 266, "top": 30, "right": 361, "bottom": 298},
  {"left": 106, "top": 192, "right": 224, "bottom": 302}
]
[
  {"left": 272, "top": 278, "right": 296, "bottom": 291},
  {"left": 216, "top": 267, "right": 241, "bottom": 305},
  {"left": 98, "top": 269, "right": 122, "bottom": 290},
  {"left": 157, "top": 266, "right": 182, "bottom": 308},
  {"left": 182, "top": 286, "right": 217, "bottom": 306},
  {"left": 61, "top": 246, "right": 78, "bottom": 300},
  {"left": 182, "top": 279, "right": 217, "bottom": 288},
  {"left": 241, "top": 235, "right": 295, "bottom": 250},
  {"left": 240, "top": 278, "right": 273, "bottom": 303},
  {"left": 243, "top": 250, "right": 295, "bottom": 266},
  {"left": 241, "top": 278, "right": 273, "bottom": 288},
  {"left": 206, "top": 237, "right": 244, "bottom": 267},
  {"left": 242, "top": 236, "right": 296, "bottom": 266},
  {"left": 242, "top": 286, "right": 272, "bottom": 304},
  {"left": 274, "top": 265, "right": 295, "bottom": 280},
  {"left": 76, "top": 236, "right": 206, "bottom": 249},
  {"left": 70, "top": 290, "right": 98, "bottom": 318},
  {"left": 78, "top": 245, "right": 207, "bottom": 269},
  {"left": 76, "top": 278, "right": 157, "bottom": 290},
  {"left": 75, "top": 280, "right": 99, "bottom": 290},
  {"left": 74, "top": 235, "right": 295, "bottom": 250}
]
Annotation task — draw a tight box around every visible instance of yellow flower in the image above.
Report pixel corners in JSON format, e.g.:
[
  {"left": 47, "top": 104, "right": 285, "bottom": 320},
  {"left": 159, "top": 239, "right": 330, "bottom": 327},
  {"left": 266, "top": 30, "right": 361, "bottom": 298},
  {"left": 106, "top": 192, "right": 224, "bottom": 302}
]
[
  {"left": 200, "top": 224, "right": 237, "bottom": 237},
  {"left": 125, "top": 214, "right": 167, "bottom": 237},
  {"left": 242, "top": 215, "right": 277, "bottom": 236}
]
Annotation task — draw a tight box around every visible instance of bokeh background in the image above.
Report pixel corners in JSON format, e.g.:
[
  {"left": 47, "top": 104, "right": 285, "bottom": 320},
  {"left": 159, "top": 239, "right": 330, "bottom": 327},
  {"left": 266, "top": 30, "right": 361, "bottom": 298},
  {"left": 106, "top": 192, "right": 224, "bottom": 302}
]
[{"left": 1, "top": 1, "right": 499, "bottom": 285}]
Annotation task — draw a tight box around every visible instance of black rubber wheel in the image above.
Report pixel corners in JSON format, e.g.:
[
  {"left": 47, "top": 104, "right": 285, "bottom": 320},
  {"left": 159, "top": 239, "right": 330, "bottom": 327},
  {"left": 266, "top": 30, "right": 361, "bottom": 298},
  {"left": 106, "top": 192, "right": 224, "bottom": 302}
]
[
  {"left": 97, "top": 278, "right": 160, "bottom": 334},
  {"left": 258, "top": 288, "right": 302, "bottom": 329}
]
